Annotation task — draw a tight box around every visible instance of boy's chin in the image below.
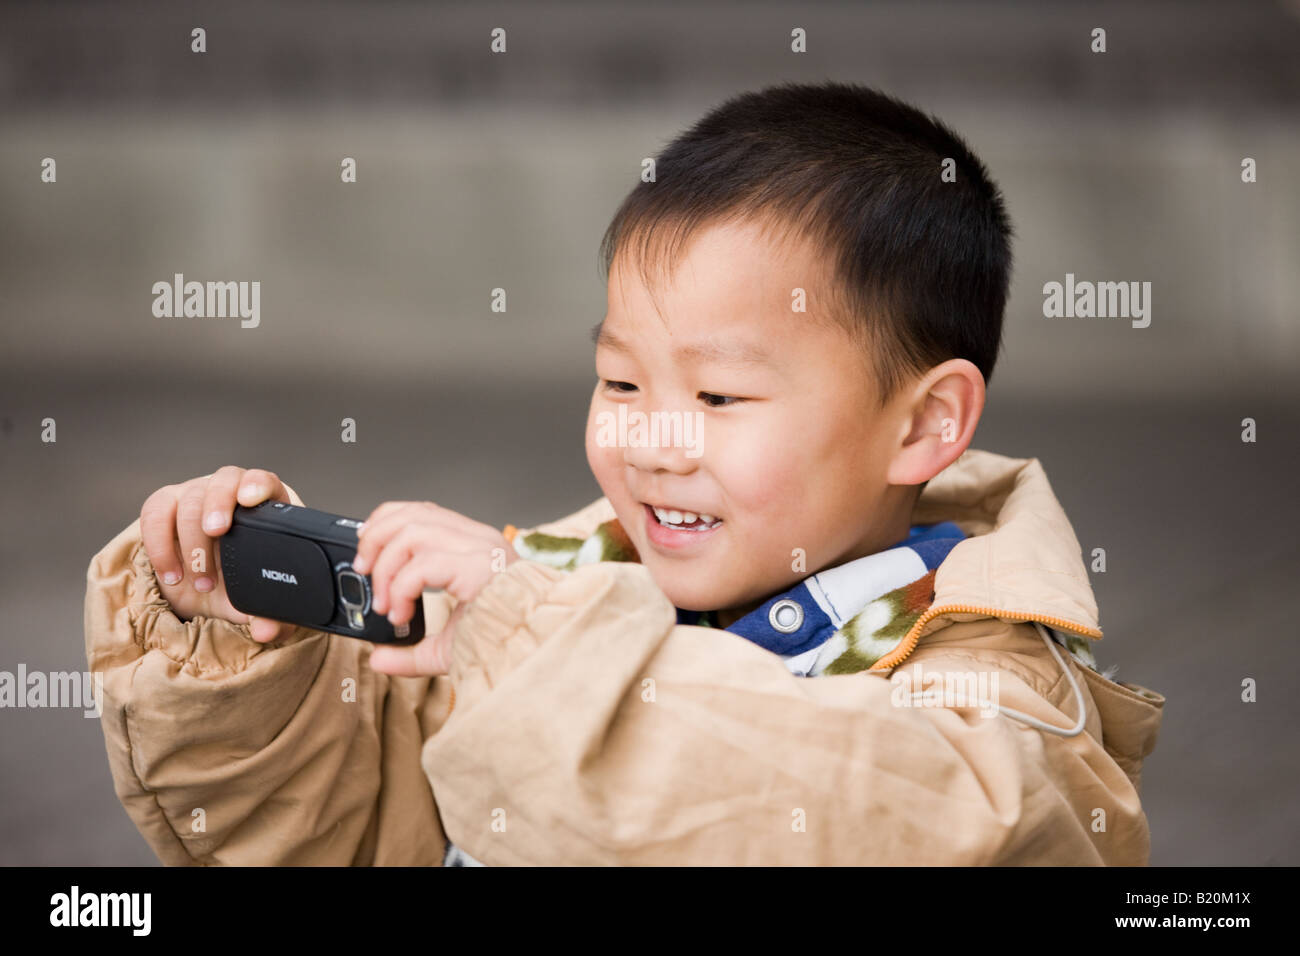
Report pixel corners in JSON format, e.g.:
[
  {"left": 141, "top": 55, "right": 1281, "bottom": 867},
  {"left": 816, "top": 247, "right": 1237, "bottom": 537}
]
[{"left": 653, "top": 576, "right": 737, "bottom": 614}]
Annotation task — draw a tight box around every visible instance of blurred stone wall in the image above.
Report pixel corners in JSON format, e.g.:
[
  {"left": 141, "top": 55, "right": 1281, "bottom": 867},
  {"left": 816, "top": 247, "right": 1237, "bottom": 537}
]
[{"left": 1, "top": 0, "right": 1297, "bottom": 400}]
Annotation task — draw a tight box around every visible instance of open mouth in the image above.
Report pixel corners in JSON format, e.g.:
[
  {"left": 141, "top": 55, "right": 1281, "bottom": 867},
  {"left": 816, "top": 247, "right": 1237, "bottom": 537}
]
[{"left": 645, "top": 503, "right": 724, "bottom": 532}]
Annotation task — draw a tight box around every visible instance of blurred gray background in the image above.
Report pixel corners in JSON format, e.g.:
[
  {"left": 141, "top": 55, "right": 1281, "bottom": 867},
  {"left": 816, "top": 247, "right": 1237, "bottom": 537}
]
[{"left": 1, "top": 0, "right": 1297, "bottom": 865}]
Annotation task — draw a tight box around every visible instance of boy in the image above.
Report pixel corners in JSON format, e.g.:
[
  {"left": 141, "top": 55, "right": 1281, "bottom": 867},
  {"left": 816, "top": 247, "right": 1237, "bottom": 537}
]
[{"left": 85, "top": 81, "right": 1163, "bottom": 865}]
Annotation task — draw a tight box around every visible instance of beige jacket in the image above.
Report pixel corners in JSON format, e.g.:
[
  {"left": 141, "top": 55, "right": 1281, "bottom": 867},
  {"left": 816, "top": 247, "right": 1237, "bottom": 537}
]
[{"left": 84, "top": 449, "right": 1164, "bottom": 865}]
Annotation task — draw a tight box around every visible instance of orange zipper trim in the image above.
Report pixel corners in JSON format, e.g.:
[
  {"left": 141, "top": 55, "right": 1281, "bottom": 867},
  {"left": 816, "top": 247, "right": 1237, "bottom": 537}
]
[{"left": 868, "top": 604, "right": 1103, "bottom": 671}]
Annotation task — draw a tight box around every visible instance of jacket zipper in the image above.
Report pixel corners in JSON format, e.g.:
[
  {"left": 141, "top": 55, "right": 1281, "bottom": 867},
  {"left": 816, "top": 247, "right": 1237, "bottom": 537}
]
[{"left": 869, "top": 604, "right": 1103, "bottom": 671}]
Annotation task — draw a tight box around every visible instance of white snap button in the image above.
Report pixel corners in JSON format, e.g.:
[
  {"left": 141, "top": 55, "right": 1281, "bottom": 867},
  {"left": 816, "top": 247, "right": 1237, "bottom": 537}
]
[{"left": 769, "top": 598, "right": 804, "bottom": 633}]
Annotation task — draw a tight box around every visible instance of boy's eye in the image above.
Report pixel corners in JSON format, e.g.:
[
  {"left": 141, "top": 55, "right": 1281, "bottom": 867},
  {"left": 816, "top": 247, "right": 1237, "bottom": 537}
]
[
  {"left": 699, "top": 392, "right": 744, "bottom": 408},
  {"left": 601, "top": 381, "right": 743, "bottom": 407}
]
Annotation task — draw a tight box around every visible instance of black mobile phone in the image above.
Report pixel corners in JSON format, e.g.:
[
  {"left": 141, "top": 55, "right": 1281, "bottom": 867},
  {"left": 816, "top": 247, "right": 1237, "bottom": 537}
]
[{"left": 218, "top": 501, "right": 424, "bottom": 645}]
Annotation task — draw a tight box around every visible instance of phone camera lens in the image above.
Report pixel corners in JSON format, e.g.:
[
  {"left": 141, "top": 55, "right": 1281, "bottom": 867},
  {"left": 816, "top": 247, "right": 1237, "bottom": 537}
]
[{"left": 338, "top": 570, "right": 366, "bottom": 607}]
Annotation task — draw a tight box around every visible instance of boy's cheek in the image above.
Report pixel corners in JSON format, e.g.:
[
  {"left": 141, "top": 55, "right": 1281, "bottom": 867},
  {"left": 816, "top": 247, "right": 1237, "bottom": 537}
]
[
  {"left": 585, "top": 433, "right": 625, "bottom": 497},
  {"left": 583, "top": 417, "right": 605, "bottom": 475}
]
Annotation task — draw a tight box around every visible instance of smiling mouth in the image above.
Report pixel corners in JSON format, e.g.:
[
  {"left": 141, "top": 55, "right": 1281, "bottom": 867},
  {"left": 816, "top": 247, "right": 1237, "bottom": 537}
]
[{"left": 645, "top": 503, "right": 724, "bottom": 531}]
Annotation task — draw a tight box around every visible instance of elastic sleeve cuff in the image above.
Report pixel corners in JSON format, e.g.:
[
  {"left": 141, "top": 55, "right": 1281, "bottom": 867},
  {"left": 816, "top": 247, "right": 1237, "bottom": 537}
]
[
  {"left": 127, "top": 474, "right": 309, "bottom": 672},
  {"left": 87, "top": 518, "right": 322, "bottom": 681}
]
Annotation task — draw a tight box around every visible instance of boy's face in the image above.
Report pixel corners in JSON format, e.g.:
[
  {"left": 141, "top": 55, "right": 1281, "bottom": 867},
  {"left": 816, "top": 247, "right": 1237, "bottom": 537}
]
[{"left": 586, "top": 217, "right": 916, "bottom": 617}]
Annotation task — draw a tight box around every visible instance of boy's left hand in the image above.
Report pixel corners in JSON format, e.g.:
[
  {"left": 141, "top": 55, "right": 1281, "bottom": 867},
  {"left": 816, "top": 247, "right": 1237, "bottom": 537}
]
[{"left": 350, "top": 501, "right": 517, "bottom": 677}]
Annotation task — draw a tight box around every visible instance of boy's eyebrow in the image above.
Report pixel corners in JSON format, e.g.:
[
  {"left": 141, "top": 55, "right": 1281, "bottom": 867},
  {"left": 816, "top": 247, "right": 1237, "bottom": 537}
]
[{"left": 590, "top": 320, "right": 776, "bottom": 369}]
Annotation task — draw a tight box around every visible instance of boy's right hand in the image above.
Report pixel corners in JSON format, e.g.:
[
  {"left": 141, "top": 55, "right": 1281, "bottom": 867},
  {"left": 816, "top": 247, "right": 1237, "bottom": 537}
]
[{"left": 140, "top": 466, "right": 298, "bottom": 643}]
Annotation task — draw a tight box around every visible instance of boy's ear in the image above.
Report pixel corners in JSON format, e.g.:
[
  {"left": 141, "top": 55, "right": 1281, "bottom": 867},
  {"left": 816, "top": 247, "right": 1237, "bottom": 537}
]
[{"left": 886, "top": 359, "right": 985, "bottom": 487}]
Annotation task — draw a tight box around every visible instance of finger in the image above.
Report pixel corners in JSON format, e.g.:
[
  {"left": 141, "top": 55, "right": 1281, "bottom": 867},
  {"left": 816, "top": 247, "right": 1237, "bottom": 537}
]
[
  {"left": 357, "top": 500, "right": 483, "bottom": 543},
  {"left": 365, "top": 525, "right": 425, "bottom": 616},
  {"left": 140, "top": 486, "right": 184, "bottom": 586},
  {"left": 236, "top": 469, "right": 288, "bottom": 507},
  {"left": 368, "top": 526, "right": 484, "bottom": 614},
  {"left": 362, "top": 501, "right": 494, "bottom": 543},
  {"left": 176, "top": 481, "right": 216, "bottom": 591},
  {"left": 199, "top": 465, "right": 246, "bottom": 537},
  {"left": 384, "top": 552, "right": 454, "bottom": 626},
  {"left": 353, "top": 503, "right": 428, "bottom": 576},
  {"left": 354, "top": 503, "right": 485, "bottom": 574},
  {"left": 397, "top": 544, "right": 500, "bottom": 617},
  {"left": 357, "top": 500, "right": 418, "bottom": 536},
  {"left": 352, "top": 502, "right": 407, "bottom": 574},
  {"left": 353, "top": 501, "right": 425, "bottom": 565}
]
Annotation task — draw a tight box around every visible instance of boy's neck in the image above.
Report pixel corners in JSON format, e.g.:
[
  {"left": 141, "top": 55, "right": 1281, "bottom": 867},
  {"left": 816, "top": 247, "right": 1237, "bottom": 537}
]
[{"left": 714, "top": 601, "right": 760, "bottom": 629}]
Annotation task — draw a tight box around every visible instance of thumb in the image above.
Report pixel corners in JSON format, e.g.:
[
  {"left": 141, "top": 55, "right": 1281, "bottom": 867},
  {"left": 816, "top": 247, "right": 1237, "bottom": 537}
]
[
  {"left": 247, "top": 615, "right": 294, "bottom": 643},
  {"left": 369, "top": 608, "right": 460, "bottom": 676}
]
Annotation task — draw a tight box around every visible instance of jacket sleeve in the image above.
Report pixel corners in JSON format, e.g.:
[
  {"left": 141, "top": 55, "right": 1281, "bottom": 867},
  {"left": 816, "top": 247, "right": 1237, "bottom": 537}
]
[
  {"left": 84, "top": 497, "right": 457, "bottom": 866},
  {"left": 423, "top": 558, "right": 1108, "bottom": 865}
]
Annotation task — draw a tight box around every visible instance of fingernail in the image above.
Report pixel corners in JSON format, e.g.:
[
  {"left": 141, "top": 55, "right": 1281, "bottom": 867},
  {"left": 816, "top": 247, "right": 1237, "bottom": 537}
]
[
  {"left": 356, "top": 522, "right": 367, "bottom": 536},
  {"left": 195, "top": 576, "right": 214, "bottom": 592},
  {"left": 352, "top": 556, "right": 367, "bottom": 573},
  {"left": 162, "top": 571, "right": 181, "bottom": 586},
  {"left": 203, "top": 511, "right": 225, "bottom": 533},
  {"left": 242, "top": 484, "right": 264, "bottom": 501}
]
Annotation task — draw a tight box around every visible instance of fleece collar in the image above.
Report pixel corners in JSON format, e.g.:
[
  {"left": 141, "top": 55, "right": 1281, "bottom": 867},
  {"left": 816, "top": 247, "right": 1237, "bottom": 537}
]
[
  {"left": 508, "top": 514, "right": 965, "bottom": 677},
  {"left": 674, "top": 522, "right": 966, "bottom": 676}
]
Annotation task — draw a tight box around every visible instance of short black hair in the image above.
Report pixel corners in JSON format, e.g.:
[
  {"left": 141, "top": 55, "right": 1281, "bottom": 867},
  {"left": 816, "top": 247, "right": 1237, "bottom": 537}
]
[{"left": 598, "top": 80, "right": 1013, "bottom": 409}]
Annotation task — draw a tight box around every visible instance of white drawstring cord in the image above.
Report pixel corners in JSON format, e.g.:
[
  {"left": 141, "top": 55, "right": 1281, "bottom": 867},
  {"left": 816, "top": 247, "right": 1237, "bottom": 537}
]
[{"left": 900, "top": 620, "right": 1087, "bottom": 737}]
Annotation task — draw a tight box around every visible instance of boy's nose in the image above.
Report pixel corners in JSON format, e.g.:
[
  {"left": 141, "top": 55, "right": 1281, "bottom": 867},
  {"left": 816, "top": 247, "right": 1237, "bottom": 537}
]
[{"left": 623, "top": 438, "right": 698, "bottom": 475}]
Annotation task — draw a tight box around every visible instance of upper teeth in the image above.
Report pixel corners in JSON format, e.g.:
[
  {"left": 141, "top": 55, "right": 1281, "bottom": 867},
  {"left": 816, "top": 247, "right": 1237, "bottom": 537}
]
[{"left": 653, "top": 506, "right": 716, "bottom": 526}]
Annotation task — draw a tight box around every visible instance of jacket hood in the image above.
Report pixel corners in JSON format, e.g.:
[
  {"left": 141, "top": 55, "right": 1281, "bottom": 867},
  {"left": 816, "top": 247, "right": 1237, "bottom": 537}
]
[
  {"left": 906, "top": 450, "right": 1164, "bottom": 786},
  {"left": 912, "top": 448, "right": 1102, "bottom": 637}
]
